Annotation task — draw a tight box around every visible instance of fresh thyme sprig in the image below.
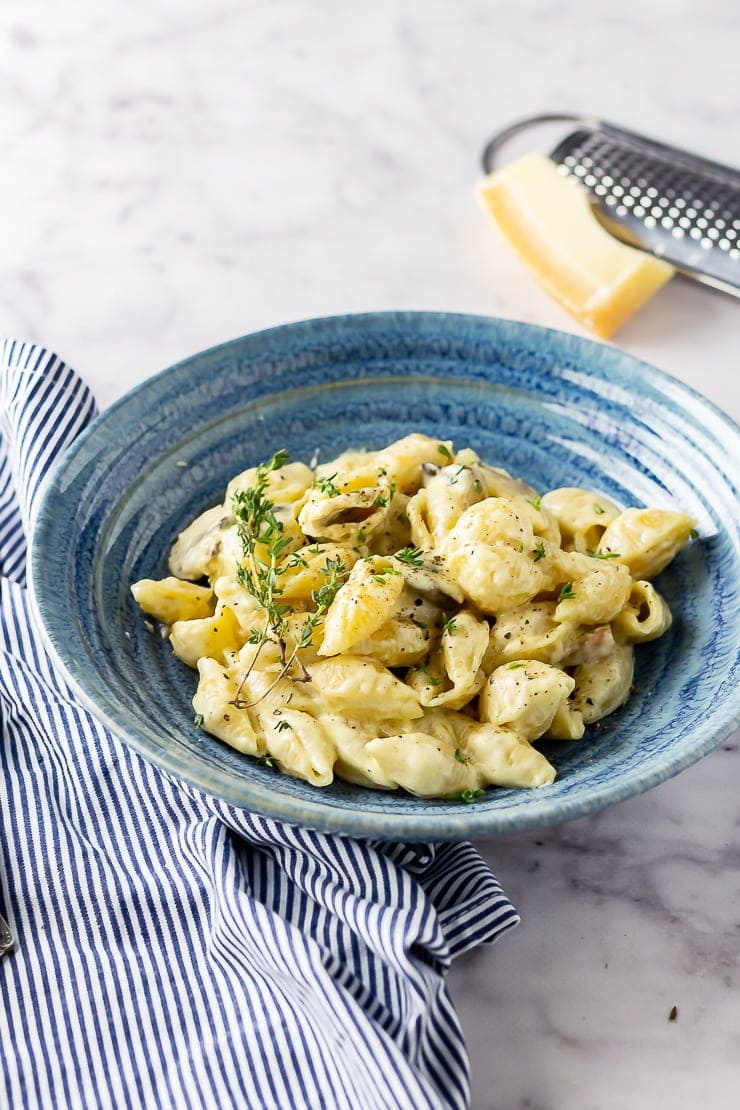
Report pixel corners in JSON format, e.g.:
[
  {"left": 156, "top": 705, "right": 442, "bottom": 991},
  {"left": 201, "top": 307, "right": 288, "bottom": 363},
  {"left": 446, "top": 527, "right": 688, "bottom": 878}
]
[
  {"left": 315, "top": 473, "right": 341, "bottom": 497},
  {"left": 231, "top": 450, "right": 349, "bottom": 707},
  {"left": 296, "top": 557, "right": 348, "bottom": 652},
  {"left": 394, "top": 545, "right": 424, "bottom": 567},
  {"left": 232, "top": 448, "right": 292, "bottom": 641}
]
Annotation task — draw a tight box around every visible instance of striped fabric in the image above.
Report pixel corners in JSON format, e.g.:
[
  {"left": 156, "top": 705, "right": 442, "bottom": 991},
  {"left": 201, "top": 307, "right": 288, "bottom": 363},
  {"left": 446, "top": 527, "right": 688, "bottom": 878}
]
[{"left": 0, "top": 340, "right": 518, "bottom": 1110}]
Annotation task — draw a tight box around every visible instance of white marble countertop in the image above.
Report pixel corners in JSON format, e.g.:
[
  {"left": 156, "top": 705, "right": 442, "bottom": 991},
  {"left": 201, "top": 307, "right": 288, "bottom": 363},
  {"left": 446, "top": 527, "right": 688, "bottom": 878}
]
[{"left": 1, "top": 1, "right": 738, "bottom": 1107}]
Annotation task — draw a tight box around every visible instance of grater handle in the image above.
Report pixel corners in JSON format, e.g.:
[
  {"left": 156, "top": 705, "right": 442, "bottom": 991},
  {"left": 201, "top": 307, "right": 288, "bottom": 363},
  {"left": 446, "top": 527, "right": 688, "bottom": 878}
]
[{"left": 480, "top": 112, "right": 600, "bottom": 174}]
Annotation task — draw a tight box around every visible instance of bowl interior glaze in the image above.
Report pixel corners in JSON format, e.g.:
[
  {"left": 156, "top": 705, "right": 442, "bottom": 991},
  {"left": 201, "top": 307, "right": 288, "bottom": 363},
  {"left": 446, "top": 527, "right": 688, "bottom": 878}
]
[{"left": 31, "top": 313, "right": 740, "bottom": 839}]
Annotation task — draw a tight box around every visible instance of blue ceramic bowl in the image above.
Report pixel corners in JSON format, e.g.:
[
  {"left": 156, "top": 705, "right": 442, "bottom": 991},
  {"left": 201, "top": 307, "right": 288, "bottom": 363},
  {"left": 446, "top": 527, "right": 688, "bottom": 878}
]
[{"left": 30, "top": 313, "right": 740, "bottom": 839}]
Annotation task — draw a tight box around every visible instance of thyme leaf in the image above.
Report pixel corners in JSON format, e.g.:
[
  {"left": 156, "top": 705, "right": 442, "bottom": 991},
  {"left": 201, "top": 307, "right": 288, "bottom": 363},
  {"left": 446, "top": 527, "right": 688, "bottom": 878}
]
[
  {"left": 375, "top": 479, "right": 396, "bottom": 508},
  {"left": 231, "top": 451, "right": 349, "bottom": 707},
  {"left": 394, "top": 545, "right": 424, "bottom": 567},
  {"left": 454, "top": 788, "right": 484, "bottom": 803},
  {"left": 316, "top": 473, "right": 340, "bottom": 497},
  {"left": 287, "top": 552, "right": 309, "bottom": 569}
]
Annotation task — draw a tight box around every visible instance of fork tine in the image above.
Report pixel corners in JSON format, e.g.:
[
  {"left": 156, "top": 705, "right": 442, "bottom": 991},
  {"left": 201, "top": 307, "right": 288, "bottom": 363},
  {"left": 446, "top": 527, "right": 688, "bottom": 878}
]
[{"left": 0, "top": 913, "right": 14, "bottom": 956}]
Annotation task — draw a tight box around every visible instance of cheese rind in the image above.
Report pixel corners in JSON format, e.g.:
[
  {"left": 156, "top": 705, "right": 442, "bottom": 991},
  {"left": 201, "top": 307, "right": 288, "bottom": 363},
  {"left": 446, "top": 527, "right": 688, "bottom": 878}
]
[{"left": 476, "top": 153, "right": 674, "bottom": 338}]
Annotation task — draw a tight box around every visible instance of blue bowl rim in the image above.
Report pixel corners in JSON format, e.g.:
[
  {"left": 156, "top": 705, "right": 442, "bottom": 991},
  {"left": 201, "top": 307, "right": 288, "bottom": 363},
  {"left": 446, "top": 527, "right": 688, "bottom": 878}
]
[{"left": 28, "top": 311, "right": 740, "bottom": 839}]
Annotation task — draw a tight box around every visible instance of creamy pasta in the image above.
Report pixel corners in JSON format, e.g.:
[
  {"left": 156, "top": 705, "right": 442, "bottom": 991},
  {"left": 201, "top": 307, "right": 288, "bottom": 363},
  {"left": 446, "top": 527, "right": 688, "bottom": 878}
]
[{"left": 131, "top": 435, "right": 696, "bottom": 798}]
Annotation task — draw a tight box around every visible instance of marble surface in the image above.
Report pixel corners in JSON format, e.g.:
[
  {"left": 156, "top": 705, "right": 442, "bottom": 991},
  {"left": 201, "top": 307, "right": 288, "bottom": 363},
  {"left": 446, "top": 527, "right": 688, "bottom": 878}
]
[{"left": 1, "top": 1, "right": 738, "bottom": 1107}]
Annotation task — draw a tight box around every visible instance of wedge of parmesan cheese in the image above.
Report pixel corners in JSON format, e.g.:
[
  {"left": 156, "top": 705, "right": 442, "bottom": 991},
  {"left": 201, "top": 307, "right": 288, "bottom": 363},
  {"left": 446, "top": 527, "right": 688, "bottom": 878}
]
[{"left": 476, "top": 152, "right": 674, "bottom": 338}]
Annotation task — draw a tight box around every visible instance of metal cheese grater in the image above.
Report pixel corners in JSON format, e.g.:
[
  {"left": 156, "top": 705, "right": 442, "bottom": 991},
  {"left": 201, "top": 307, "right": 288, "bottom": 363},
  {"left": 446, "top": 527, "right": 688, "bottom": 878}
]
[{"left": 481, "top": 113, "right": 740, "bottom": 297}]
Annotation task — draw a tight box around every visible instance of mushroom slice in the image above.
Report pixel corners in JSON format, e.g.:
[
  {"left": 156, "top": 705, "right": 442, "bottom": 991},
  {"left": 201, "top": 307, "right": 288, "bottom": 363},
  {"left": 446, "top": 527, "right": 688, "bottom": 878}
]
[
  {"left": 298, "top": 485, "right": 390, "bottom": 543},
  {"left": 169, "top": 504, "right": 233, "bottom": 580},
  {"left": 394, "top": 556, "right": 464, "bottom": 605}
]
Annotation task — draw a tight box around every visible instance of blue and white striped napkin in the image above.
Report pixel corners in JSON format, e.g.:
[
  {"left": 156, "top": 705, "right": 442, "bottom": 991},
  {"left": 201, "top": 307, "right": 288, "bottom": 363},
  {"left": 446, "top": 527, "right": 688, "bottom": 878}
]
[{"left": 0, "top": 340, "right": 518, "bottom": 1110}]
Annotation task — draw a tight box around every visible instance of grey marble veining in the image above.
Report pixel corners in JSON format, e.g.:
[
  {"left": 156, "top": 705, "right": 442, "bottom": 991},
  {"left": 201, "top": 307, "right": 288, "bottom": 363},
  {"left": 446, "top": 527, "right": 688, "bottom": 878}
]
[
  {"left": 451, "top": 736, "right": 740, "bottom": 1108},
  {"left": 1, "top": 1, "right": 738, "bottom": 1106}
]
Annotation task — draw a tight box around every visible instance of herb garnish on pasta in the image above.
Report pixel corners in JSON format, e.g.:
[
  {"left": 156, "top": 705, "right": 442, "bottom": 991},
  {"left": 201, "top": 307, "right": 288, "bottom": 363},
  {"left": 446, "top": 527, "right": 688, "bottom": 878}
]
[{"left": 131, "top": 434, "right": 695, "bottom": 798}]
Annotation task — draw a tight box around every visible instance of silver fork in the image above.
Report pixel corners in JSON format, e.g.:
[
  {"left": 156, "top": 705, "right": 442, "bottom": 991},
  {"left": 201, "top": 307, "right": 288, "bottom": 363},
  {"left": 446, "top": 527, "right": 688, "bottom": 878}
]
[{"left": 0, "top": 912, "right": 13, "bottom": 957}]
